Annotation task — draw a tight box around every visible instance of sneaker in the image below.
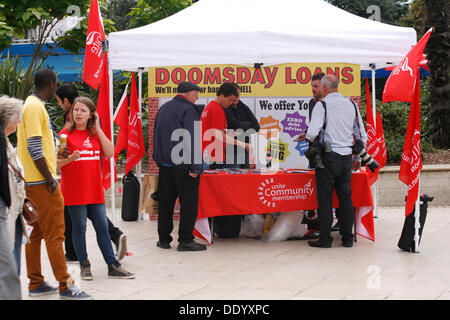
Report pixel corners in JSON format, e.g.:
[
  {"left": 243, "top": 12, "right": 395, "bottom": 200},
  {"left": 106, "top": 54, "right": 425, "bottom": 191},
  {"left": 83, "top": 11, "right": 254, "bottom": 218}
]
[
  {"left": 59, "top": 286, "right": 93, "bottom": 300},
  {"left": 108, "top": 263, "right": 135, "bottom": 279},
  {"left": 29, "top": 281, "right": 58, "bottom": 297},
  {"left": 156, "top": 241, "right": 171, "bottom": 249},
  {"left": 80, "top": 260, "right": 93, "bottom": 280},
  {"left": 177, "top": 241, "right": 207, "bottom": 252},
  {"left": 116, "top": 234, "right": 127, "bottom": 261}
]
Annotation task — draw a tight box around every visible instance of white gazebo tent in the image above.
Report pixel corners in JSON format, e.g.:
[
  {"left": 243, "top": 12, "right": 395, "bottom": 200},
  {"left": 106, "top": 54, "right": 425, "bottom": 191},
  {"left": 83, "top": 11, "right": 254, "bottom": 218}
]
[{"left": 107, "top": 0, "right": 417, "bottom": 240}]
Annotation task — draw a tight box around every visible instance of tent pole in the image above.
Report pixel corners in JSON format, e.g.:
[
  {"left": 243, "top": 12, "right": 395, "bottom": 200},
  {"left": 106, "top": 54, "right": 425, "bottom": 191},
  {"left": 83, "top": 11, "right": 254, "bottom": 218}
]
[
  {"left": 371, "top": 65, "right": 378, "bottom": 219},
  {"left": 108, "top": 62, "right": 116, "bottom": 224},
  {"left": 137, "top": 68, "right": 143, "bottom": 186}
]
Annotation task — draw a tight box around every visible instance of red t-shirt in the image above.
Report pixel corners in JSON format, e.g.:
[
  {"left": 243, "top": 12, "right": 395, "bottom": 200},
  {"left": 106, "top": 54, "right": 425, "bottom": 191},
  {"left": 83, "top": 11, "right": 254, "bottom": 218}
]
[
  {"left": 201, "top": 100, "right": 227, "bottom": 163},
  {"left": 59, "top": 128, "right": 104, "bottom": 206}
]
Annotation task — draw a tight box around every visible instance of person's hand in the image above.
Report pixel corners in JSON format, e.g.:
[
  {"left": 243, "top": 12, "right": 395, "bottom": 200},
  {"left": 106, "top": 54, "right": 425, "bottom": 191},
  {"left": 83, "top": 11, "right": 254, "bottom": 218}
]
[
  {"left": 244, "top": 143, "right": 253, "bottom": 154},
  {"left": 58, "top": 147, "right": 70, "bottom": 159},
  {"left": 94, "top": 112, "right": 101, "bottom": 131},
  {"left": 189, "top": 172, "right": 198, "bottom": 178},
  {"left": 249, "top": 164, "right": 256, "bottom": 170},
  {"left": 70, "top": 150, "right": 81, "bottom": 161},
  {"left": 47, "top": 178, "right": 57, "bottom": 194},
  {"left": 352, "top": 160, "right": 361, "bottom": 172},
  {"left": 294, "top": 132, "right": 306, "bottom": 142}
]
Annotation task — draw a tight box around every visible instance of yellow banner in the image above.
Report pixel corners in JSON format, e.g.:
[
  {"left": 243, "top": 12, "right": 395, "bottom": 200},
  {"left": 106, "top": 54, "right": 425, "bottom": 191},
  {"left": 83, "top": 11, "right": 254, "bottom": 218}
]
[{"left": 148, "top": 63, "right": 360, "bottom": 97}]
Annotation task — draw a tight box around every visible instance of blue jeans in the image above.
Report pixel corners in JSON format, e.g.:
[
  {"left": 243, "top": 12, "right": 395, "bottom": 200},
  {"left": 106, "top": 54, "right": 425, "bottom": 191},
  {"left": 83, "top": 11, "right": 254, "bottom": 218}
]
[{"left": 67, "top": 203, "right": 117, "bottom": 266}]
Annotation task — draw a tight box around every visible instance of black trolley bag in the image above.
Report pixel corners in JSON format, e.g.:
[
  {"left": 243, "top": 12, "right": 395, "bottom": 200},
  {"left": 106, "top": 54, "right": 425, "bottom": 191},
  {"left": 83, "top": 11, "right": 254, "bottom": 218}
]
[
  {"left": 397, "top": 193, "right": 434, "bottom": 252},
  {"left": 121, "top": 170, "right": 141, "bottom": 221}
]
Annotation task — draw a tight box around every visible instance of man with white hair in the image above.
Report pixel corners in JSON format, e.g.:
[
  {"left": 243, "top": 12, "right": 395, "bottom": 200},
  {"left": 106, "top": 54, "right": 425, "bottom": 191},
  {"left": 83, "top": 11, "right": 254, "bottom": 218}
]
[{"left": 296, "top": 74, "right": 366, "bottom": 248}]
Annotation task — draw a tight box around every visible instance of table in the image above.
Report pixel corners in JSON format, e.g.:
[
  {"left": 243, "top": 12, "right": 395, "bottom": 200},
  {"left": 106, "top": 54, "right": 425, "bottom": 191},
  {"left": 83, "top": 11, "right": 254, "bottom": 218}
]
[{"left": 194, "top": 169, "right": 375, "bottom": 244}]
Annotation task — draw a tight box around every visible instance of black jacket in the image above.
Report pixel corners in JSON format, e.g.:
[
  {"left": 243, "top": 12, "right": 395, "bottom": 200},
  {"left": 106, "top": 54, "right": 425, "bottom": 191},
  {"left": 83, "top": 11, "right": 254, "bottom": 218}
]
[
  {"left": 152, "top": 95, "right": 203, "bottom": 174},
  {"left": 223, "top": 101, "right": 259, "bottom": 168},
  {"left": 224, "top": 101, "right": 260, "bottom": 133},
  {"left": 0, "top": 121, "right": 11, "bottom": 207}
]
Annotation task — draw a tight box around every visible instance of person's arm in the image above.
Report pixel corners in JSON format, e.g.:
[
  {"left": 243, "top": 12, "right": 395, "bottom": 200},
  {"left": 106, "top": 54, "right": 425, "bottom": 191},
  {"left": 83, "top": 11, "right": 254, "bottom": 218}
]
[
  {"left": 182, "top": 108, "right": 203, "bottom": 176},
  {"left": 214, "top": 129, "right": 252, "bottom": 153},
  {"left": 57, "top": 150, "right": 80, "bottom": 167},
  {"left": 224, "top": 108, "right": 253, "bottom": 132},
  {"left": 94, "top": 112, "right": 114, "bottom": 158},
  {"left": 27, "top": 136, "right": 57, "bottom": 193}
]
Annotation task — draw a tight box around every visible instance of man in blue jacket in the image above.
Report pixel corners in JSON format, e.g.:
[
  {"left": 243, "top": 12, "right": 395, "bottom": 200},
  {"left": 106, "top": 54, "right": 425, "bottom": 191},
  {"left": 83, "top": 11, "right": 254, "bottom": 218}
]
[{"left": 153, "top": 81, "right": 206, "bottom": 252}]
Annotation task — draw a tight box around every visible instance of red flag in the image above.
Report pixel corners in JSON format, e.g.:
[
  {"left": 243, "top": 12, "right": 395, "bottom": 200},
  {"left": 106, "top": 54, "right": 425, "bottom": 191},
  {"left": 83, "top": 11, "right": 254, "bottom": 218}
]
[
  {"left": 83, "top": 0, "right": 105, "bottom": 90},
  {"left": 365, "top": 78, "right": 381, "bottom": 185},
  {"left": 382, "top": 29, "right": 432, "bottom": 103},
  {"left": 96, "top": 52, "right": 117, "bottom": 190},
  {"left": 125, "top": 73, "right": 145, "bottom": 174},
  {"left": 376, "top": 110, "right": 387, "bottom": 167},
  {"left": 399, "top": 76, "right": 422, "bottom": 217},
  {"left": 113, "top": 85, "right": 129, "bottom": 161}
]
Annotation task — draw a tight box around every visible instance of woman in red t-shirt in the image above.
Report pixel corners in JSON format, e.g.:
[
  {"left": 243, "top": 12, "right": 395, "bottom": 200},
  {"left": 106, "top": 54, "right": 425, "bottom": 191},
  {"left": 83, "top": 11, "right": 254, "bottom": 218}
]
[{"left": 58, "top": 97, "right": 134, "bottom": 280}]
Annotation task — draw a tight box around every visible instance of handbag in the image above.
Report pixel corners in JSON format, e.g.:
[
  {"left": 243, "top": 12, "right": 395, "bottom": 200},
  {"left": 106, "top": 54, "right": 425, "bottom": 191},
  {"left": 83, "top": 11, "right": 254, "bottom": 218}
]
[
  {"left": 22, "top": 198, "right": 39, "bottom": 224},
  {"left": 8, "top": 160, "right": 39, "bottom": 224}
]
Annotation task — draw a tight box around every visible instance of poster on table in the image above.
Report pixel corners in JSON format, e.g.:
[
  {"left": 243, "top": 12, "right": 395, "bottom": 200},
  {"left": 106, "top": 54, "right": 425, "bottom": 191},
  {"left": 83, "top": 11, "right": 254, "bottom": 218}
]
[{"left": 148, "top": 63, "right": 361, "bottom": 169}]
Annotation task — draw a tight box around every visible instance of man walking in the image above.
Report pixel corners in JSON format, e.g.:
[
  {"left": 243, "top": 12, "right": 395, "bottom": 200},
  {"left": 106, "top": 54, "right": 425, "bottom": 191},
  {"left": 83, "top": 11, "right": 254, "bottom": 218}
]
[{"left": 17, "top": 69, "right": 92, "bottom": 299}]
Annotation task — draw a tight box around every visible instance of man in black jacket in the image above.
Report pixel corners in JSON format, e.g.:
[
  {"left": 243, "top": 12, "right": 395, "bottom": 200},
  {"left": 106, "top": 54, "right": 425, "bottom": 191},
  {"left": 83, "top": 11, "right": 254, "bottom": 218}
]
[
  {"left": 224, "top": 83, "right": 259, "bottom": 169},
  {"left": 153, "top": 81, "right": 206, "bottom": 252}
]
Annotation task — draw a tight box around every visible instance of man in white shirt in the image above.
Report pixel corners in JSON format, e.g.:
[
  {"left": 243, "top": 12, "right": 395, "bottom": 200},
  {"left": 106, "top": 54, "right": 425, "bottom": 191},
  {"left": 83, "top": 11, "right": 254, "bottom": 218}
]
[{"left": 297, "top": 74, "right": 367, "bottom": 248}]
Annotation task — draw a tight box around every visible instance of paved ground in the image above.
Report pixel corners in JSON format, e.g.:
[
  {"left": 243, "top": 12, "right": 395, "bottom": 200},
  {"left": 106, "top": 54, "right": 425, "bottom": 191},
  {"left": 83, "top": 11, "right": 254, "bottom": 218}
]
[{"left": 20, "top": 206, "right": 450, "bottom": 300}]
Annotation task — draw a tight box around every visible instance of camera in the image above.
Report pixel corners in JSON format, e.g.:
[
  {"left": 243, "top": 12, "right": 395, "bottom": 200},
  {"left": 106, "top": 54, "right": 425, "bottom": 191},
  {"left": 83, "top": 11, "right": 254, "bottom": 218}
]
[
  {"left": 352, "top": 139, "right": 380, "bottom": 172},
  {"left": 305, "top": 139, "right": 332, "bottom": 169}
]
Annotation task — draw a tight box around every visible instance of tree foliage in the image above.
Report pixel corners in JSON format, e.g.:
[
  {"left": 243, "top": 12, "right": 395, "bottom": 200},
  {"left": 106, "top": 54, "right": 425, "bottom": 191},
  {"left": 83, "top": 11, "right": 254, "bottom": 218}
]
[{"left": 326, "top": 0, "right": 409, "bottom": 25}]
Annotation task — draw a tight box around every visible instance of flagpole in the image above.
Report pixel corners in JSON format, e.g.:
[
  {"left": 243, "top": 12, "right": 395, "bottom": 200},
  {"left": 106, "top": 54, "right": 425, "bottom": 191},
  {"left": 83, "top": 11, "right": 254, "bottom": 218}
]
[
  {"left": 413, "top": 173, "right": 421, "bottom": 252},
  {"left": 108, "top": 51, "right": 116, "bottom": 224},
  {"left": 137, "top": 68, "right": 143, "bottom": 186},
  {"left": 371, "top": 64, "right": 378, "bottom": 218}
]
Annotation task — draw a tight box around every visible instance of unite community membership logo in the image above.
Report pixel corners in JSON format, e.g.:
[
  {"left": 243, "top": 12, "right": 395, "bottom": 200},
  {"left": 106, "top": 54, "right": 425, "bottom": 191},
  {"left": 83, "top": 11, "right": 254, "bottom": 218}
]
[{"left": 257, "top": 177, "right": 314, "bottom": 208}]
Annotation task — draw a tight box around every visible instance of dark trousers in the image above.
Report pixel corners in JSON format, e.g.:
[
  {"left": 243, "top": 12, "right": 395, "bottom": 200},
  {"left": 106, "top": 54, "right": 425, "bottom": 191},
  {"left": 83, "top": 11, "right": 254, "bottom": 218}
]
[
  {"left": 157, "top": 166, "right": 200, "bottom": 244},
  {"left": 64, "top": 207, "right": 122, "bottom": 259},
  {"left": 315, "top": 152, "right": 354, "bottom": 244}
]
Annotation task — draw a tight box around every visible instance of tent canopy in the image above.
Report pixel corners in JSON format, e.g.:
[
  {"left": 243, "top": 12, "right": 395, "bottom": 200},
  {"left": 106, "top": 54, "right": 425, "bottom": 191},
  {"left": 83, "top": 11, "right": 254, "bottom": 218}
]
[{"left": 109, "top": 0, "right": 416, "bottom": 71}]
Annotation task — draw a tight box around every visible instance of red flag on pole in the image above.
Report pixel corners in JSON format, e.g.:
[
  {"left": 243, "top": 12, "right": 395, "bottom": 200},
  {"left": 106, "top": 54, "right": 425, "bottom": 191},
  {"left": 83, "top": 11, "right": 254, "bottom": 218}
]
[
  {"left": 83, "top": 0, "right": 105, "bottom": 90},
  {"left": 125, "top": 73, "right": 145, "bottom": 174},
  {"left": 376, "top": 110, "right": 387, "bottom": 167},
  {"left": 399, "top": 76, "right": 422, "bottom": 217},
  {"left": 113, "top": 85, "right": 129, "bottom": 161},
  {"left": 96, "top": 52, "right": 116, "bottom": 190},
  {"left": 365, "top": 78, "right": 381, "bottom": 185},
  {"left": 382, "top": 29, "right": 432, "bottom": 103}
]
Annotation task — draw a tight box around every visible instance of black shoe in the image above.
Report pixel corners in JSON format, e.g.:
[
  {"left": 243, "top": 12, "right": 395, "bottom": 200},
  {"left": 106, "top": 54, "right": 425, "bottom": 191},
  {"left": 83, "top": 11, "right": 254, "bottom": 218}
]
[
  {"left": 342, "top": 241, "right": 353, "bottom": 247},
  {"left": 177, "top": 241, "right": 207, "bottom": 252},
  {"left": 156, "top": 241, "right": 171, "bottom": 249},
  {"left": 65, "top": 254, "right": 78, "bottom": 264},
  {"left": 308, "top": 240, "right": 332, "bottom": 248}
]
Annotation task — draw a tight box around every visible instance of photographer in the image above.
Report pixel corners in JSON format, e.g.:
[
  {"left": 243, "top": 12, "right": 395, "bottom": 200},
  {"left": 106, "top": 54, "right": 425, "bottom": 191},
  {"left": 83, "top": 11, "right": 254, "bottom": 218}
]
[{"left": 296, "top": 74, "right": 366, "bottom": 248}]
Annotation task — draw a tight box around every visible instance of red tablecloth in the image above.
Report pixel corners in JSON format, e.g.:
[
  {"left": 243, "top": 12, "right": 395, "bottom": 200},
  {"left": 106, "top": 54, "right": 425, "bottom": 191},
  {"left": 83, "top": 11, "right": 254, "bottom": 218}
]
[{"left": 194, "top": 170, "right": 375, "bottom": 243}]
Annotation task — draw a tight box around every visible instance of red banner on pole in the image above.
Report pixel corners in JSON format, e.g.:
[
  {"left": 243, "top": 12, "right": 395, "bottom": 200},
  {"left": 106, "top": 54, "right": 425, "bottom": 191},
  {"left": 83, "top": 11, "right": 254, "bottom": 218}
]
[
  {"left": 83, "top": 0, "right": 105, "bottom": 90},
  {"left": 125, "top": 73, "right": 145, "bottom": 174}
]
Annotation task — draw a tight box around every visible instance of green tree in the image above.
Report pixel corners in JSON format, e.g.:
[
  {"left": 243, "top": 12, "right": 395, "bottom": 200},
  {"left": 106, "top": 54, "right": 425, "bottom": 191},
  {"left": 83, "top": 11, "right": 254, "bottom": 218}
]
[
  {"left": 401, "top": 0, "right": 450, "bottom": 148},
  {"left": 326, "top": 0, "right": 409, "bottom": 25},
  {"left": 128, "top": 0, "right": 192, "bottom": 28}
]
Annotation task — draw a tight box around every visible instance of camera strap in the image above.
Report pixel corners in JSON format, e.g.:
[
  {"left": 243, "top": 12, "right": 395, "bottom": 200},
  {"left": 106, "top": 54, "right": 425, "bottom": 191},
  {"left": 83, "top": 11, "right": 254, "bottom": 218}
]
[
  {"left": 318, "top": 101, "right": 327, "bottom": 144},
  {"left": 351, "top": 101, "right": 362, "bottom": 140}
]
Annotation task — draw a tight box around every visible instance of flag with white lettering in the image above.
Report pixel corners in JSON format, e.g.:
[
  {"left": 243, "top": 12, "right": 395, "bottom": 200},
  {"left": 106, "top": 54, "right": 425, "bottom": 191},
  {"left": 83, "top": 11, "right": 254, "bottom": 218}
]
[
  {"left": 399, "top": 76, "right": 422, "bottom": 217},
  {"left": 83, "top": 0, "right": 105, "bottom": 90},
  {"left": 113, "top": 84, "right": 129, "bottom": 161},
  {"left": 365, "top": 78, "right": 381, "bottom": 185},
  {"left": 382, "top": 29, "right": 432, "bottom": 103},
  {"left": 125, "top": 73, "right": 145, "bottom": 174}
]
